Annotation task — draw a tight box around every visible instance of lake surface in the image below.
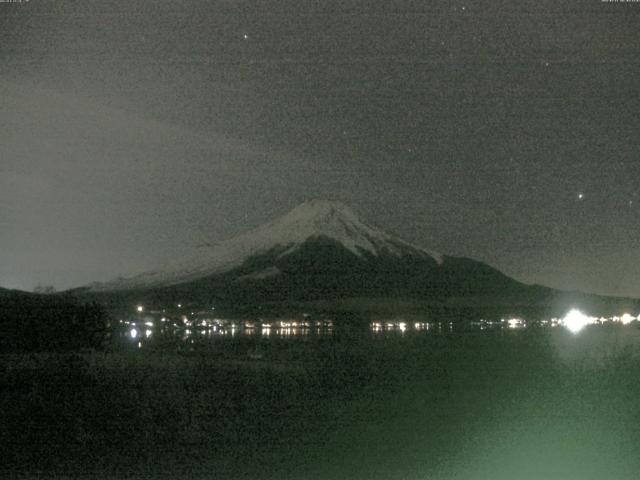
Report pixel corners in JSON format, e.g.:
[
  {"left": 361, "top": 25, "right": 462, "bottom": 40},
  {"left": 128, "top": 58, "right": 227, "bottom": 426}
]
[{"left": 4, "top": 321, "right": 640, "bottom": 479}]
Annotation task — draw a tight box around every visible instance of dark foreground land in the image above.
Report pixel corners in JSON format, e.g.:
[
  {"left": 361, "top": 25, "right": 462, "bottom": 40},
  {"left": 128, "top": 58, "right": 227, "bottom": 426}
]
[{"left": 2, "top": 327, "right": 640, "bottom": 480}]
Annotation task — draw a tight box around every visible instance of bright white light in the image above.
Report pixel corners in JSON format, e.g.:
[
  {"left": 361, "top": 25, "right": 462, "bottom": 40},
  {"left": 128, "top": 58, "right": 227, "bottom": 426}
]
[
  {"left": 562, "top": 309, "right": 591, "bottom": 333},
  {"left": 620, "top": 313, "right": 635, "bottom": 325},
  {"left": 145, "top": 329, "right": 152, "bottom": 338},
  {"left": 144, "top": 321, "right": 154, "bottom": 327},
  {"left": 130, "top": 328, "right": 138, "bottom": 339},
  {"left": 136, "top": 305, "right": 144, "bottom": 313},
  {"left": 398, "top": 322, "right": 407, "bottom": 332},
  {"left": 507, "top": 318, "right": 523, "bottom": 329}
]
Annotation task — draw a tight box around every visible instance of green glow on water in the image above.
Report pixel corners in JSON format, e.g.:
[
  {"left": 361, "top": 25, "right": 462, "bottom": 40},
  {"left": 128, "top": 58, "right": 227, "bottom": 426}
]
[{"left": 4, "top": 326, "right": 640, "bottom": 479}]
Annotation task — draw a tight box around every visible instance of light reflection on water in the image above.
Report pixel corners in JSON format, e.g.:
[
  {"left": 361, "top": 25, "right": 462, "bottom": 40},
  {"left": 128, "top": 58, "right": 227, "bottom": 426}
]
[
  {"left": 117, "top": 313, "right": 640, "bottom": 350},
  {"left": 118, "top": 319, "right": 336, "bottom": 348}
]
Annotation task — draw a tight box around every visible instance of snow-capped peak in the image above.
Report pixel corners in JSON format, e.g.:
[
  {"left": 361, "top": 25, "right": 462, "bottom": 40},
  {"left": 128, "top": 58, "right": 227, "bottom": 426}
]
[
  {"left": 257, "top": 199, "right": 435, "bottom": 258},
  {"left": 90, "top": 200, "right": 442, "bottom": 291}
]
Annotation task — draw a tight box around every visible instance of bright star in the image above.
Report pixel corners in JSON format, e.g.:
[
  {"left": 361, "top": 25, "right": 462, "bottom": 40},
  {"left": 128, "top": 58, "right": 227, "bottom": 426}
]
[
  {"left": 243, "top": 33, "right": 248, "bottom": 40},
  {"left": 578, "top": 193, "right": 584, "bottom": 200}
]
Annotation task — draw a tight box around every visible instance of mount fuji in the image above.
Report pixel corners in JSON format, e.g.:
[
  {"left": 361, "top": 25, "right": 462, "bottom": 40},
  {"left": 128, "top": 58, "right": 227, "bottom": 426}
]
[
  {"left": 90, "top": 199, "right": 443, "bottom": 292},
  {"left": 76, "top": 200, "right": 636, "bottom": 316}
]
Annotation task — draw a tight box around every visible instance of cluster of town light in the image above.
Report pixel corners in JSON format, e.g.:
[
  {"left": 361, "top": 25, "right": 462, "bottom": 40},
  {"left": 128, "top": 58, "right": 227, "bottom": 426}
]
[
  {"left": 125, "top": 304, "right": 334, "bottom": 344},
  {"left": 128, "top": 304, "right": 638, "bottom": 343},
  {"left": 492, "top": 310, "right": 640, "bottom": 333},
  {"left": 371, "top": 321, "right": 452, "bottom": 332},
  {"left": 557, "top": 309, "right": 639, "bottom": 333},
  {"left": 369, "top": 311, "right": 639, "bottom": 335}
]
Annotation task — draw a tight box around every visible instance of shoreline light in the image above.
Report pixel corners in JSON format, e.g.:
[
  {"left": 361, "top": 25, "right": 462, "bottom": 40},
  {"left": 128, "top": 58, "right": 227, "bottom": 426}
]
[
  {"left": 562, "top": 309, "right": 591, "bottom": 333},
  {"left": 620, "top": 313, "right": 636, "bottom": 325}
]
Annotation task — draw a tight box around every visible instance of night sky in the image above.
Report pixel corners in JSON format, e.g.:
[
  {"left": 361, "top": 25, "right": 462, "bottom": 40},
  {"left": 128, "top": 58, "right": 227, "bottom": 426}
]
[{"left": 1, "top": 0, "right": 639, "bottom": 297}]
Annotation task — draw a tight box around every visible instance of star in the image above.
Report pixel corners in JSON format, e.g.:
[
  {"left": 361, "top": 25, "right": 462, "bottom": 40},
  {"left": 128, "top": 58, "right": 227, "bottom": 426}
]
[
  {"left": 578, "top": 193, "right": 584, "bottom": 200},
  {"left": 243, "top": 33, "right": 249, "bottom": 40}
]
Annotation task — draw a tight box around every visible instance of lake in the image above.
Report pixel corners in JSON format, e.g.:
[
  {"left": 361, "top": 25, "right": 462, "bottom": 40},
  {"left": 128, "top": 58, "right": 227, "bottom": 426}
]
[{"left": 3, "top": 320, "right": 640, "bottom": 479}]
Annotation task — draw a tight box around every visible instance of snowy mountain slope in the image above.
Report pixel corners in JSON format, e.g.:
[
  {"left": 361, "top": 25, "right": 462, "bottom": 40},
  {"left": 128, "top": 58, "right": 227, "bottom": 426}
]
[
  {"left": 71, "top": 200, "right": 640, "bottom": 316},
  {"left": 89, "top": 200, "right": 443, "bottom": 292}
]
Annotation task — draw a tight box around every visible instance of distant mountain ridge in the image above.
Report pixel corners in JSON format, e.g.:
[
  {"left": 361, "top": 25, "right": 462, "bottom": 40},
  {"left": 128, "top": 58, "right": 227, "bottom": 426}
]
[{"left": 73, "top": 200, "right": 639, "bottom": 317}]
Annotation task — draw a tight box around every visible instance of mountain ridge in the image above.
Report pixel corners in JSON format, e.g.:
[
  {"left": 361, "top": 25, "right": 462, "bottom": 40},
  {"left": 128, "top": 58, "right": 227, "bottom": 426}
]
[
  {"left": 69, "top": 200, "right": 639, "bottom": 318},
  {"left": 89, "top": 199, "right": 443, "bottom": 292}
]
